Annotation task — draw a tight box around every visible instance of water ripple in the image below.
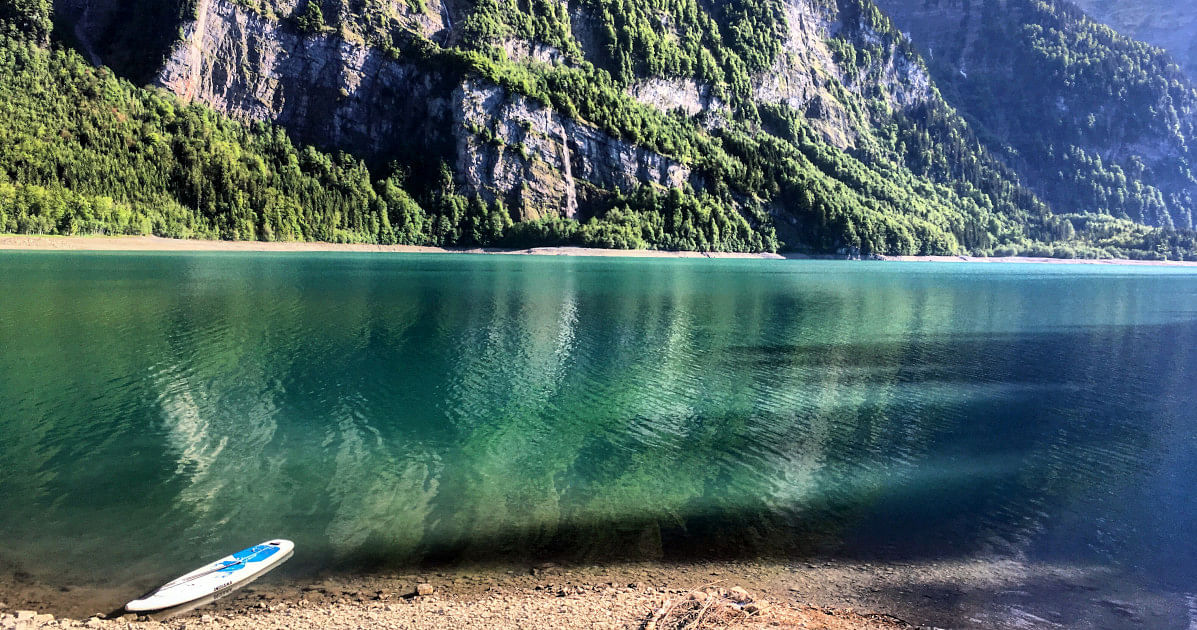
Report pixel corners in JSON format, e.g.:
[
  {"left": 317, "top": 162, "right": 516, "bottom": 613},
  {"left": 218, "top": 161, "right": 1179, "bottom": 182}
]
[{"left": 0, "top": 253, "right": 1195, "bottom": 611}]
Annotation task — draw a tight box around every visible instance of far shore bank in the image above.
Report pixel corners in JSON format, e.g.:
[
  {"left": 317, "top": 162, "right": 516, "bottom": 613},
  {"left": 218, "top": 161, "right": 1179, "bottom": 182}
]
[
  {"left": 881, "top": 253, "right": 1197, "bottom": 267},
  {"left": 3, "top": 234, "right": 1197, "bottom": 266},
  {"left": 0, "top": 234, "right": 782, "bottom": 259}
]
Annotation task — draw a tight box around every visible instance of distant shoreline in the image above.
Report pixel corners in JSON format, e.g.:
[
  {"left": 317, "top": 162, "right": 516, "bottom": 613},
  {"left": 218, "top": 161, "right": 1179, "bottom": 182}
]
[
  {"left": 0, "top": 234, "right": 783, "bottom": 259},
  {"left": 879, "top": 254, "right": 1197, "bottom": 267},
  {"left": 2, "top": 234, "right": 1196, "bottom": 266}
]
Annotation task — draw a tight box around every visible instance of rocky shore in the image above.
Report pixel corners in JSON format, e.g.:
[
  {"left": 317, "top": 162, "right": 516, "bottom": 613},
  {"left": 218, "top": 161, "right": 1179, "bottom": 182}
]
[
  {"left": 5, "top": 555, "right": 1179, "bottom": 630},
  {"left": 0, "top": 560, "right": 914, "bottom": 629},
  {"left": 0, "top": 582, "right": 910, "bottom": 630}
]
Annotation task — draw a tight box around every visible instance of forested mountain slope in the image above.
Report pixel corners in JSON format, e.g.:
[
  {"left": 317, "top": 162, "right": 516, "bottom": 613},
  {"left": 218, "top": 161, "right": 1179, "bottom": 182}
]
[
  {"left": 873, "top": 0, "right": 1197, "bottom": 230},
  {"left": 0, "top": 0, "right": 1194, "bottom": 259},
  {"left": 1068, "top": 0, "right": 1197, "bottom": 79}
]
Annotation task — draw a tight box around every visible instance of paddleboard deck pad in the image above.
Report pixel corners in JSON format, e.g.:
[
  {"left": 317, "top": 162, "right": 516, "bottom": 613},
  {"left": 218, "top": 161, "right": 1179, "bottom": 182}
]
[{"left": 126, "top": 540, "right": 294, "bottom": 617}]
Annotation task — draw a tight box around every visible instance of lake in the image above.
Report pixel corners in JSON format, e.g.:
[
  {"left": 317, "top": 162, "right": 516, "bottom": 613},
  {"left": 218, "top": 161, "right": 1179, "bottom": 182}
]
[{"left": 1, "top": 252, "right": 1195, "bottom": 627}]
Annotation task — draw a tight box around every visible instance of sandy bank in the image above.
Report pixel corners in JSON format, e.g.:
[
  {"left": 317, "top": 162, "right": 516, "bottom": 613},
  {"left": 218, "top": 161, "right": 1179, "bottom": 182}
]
[
  {"left": 0, "top": 235, "right": 783, "bottom": 259},
  {"left": 3, "top": 235, "right": 1197, "bottom": 266}
]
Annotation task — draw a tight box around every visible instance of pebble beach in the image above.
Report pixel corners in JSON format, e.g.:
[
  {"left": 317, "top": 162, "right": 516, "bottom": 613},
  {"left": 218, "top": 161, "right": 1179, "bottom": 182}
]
[{"left": 5, "top": 555, "right": 1170, "bottom": 629}]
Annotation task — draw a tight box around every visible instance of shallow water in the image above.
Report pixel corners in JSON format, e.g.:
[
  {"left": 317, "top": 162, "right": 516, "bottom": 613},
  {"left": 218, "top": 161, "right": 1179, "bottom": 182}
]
[{"left": 1, "top": 253, "right": 1196, "bottom": 625}]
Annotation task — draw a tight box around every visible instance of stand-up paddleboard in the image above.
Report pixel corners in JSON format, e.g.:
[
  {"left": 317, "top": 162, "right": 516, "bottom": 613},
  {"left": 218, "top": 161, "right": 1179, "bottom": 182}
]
[{"left": 126, "top": 540, "right": 294, "bottom": 617}]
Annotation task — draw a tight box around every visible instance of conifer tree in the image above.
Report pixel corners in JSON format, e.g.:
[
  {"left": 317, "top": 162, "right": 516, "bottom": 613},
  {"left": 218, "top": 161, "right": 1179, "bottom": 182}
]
[{"left": 295, "top": 1, "right": 325, "bottom": 34}]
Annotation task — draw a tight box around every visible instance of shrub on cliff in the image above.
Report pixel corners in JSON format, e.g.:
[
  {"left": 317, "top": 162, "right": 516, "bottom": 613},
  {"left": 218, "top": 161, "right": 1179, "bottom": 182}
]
[{"left": 295, "top": 1, "right": 325, "bottom": 34}]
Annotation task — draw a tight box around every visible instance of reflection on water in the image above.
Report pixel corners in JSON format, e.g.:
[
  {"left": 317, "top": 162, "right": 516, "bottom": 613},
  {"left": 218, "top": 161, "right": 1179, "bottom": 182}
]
[{"left": 1, "top": 254, "right": 1196, "bottom": 622}]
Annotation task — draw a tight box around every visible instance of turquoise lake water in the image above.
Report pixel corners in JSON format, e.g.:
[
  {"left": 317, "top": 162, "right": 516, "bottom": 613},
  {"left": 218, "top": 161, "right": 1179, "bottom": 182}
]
[{"left": 1, "top": 253, "right": 1196, "bottom": 625}]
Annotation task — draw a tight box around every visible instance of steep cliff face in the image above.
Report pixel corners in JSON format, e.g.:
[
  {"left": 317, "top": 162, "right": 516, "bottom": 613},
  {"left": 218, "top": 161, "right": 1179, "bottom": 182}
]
[
  {"left": 144, "top": 0, "right": 701, "bottom": 217},
  {"left": 752, "top": 0, "right": 932, "bottom": 148},
  {"left": 156, "top": 0, "right": 453, "bottom": 161},
  {"left": 872, "top": 0, "right": 1197, "bottom": 228},
  {"left": 89, "top": 0, "right": 936, "bottom": 220},
  {"left": 454, "top": 79, "right": 693, "bottom": 220}
]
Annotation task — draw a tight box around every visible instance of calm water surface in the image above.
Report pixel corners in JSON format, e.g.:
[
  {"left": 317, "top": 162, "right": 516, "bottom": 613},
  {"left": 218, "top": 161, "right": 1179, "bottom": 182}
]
[{"left": 1, "top": 253, "right": 1196, "bottom": 626}]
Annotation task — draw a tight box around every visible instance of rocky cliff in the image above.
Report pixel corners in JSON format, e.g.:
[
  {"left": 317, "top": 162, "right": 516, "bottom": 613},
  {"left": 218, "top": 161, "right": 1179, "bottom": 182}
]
[
  {"left": 22, "top": 0, "right": 1194, "bottom": 256},
  {"left": 50, "top": 0, "right": 939, "bottom": 221},
  {"left": 156, "top": 0, "right": 453, "bottom": 161}
]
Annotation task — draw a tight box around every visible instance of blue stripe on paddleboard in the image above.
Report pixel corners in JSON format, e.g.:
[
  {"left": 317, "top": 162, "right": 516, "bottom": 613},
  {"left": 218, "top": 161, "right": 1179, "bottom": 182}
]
[{"left": 215, "top": 544, "right": 280, "bottom": 573}]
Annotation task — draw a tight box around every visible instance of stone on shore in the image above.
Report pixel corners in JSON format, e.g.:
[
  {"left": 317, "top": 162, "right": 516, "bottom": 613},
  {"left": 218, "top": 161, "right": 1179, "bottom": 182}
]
[{"left": 728, "top": 586, "right": 752, "bottom": 603}]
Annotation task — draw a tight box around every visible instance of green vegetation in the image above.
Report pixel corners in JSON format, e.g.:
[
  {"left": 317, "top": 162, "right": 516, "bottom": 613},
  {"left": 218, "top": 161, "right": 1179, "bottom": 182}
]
[
  {"left": 1069, "top": 0, "right": 1197, "bottom": 79},
  {"left": 0, "top": 32, "right": 778, "bottom": 251},
  {"left": 0, "top": 33, "right": 391, "bottom": 242},
  {"left": 913, "top": 0, "right": 1197, "bottom": 230},
  {"left": 294, "top": 1, "right": 325, "bottom": 34},
  {"left": 0, "top": 0, "right": 1194, "bottom": 259},
  {"left": 0, "top": 0, "right": 50, "bottom": 43},
  {"left": 459, "top": 0, "right": 787, "bottom": 105}
]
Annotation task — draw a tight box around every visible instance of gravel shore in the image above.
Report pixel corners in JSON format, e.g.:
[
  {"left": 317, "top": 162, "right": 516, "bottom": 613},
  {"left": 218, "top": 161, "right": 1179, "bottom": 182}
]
[
  {"left": 0, "top": 583, "right": 909, "bottom": 630},
  {"left": 4, "top": 555, "right": 1164, "bottom": 630},
  {"left": 4, "top": 555, "right": 1189, "bottom": 629},
  {"left": 0, "top": 560, "right": 930, "bottom": 630}
]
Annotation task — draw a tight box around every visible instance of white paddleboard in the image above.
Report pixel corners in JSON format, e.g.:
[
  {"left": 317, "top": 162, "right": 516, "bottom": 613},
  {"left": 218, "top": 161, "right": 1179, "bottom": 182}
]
[{"left": 126, "top": 539, "right": 294, "bottom": 615}]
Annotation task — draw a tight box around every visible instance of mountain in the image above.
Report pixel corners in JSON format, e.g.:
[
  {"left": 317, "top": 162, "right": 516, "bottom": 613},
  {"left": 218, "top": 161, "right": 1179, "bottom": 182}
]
[
  {"left": 1068, "top": 0, "right": 1197, "bottom": 79},
  {"left": 871, "top": 0, "right": 1197, "bottom": 230},
  {"left": 0, "top": 0, "right": 1194, "bottom": 259}
]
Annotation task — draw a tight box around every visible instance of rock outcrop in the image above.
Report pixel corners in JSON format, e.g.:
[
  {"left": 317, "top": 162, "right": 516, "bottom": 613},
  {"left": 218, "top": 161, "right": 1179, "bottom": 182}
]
[
  {"left": 454, "top": 80, "right": 693, "bottom": 219},
  {"left": 144, "top": 0, "right": 702, "bottom": 218},
  {"left": 156, "top": 0, "right": 452, "bottom": 161},
  {"left": 752, "top": 0, "right": 932, "bottom": 148},
  {"left": 51, "top": 0, "right": 945, "bottom": 220}
]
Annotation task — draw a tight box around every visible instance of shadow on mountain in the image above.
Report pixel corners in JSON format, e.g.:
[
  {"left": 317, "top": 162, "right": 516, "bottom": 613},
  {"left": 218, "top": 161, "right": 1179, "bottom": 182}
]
[{"left": 52, "top": 0, "right": 193, "bottom": 84}]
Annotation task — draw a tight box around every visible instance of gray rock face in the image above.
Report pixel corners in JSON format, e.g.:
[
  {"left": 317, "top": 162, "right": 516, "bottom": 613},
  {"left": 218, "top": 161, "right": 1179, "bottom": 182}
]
[
  {"left": 156, "top": 0, "right": 452, "bottom": 160},
  {"left": 454, "top": 80, "right": 692, "bottom": 219},
  {"left": 57, "top": 0, "right": 932, "bottom": 218},
  {"left": 626, "top": 0, "right": 935, "bottom": 149},
  {"left": 148, "top": 0, "right": 697, "bottom": 216},
  {"left": 678, "top": 0, "right": 933, "bottom": 149},
  {"left": 627, "top": 79, "right": 721, "bottom": 118}
]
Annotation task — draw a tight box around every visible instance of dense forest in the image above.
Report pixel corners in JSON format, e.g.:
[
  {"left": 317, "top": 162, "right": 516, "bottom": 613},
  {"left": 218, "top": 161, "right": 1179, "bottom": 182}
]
[
  {"left": 0, "top": 0, "right": 1195, "bottom": 259},
  {"left": 1069, "top": 0, "right": 1197, "bottom": 79},
  {"left": 875, "top": 0, "right": 1197, "bottom": 230}
]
